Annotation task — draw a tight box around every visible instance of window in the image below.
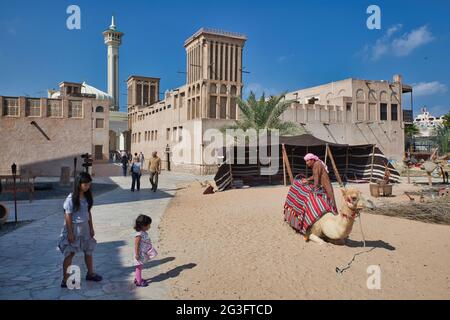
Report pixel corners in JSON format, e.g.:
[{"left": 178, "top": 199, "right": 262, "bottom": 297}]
[
  {"left": 178, "top": 126, "right": 183, "bottom": 142},
  {"left": 155, "top": 130, "right": 158, "bottom": 140},
  {"left": 95, "top": 118, "right": 104, "bottom": 128},
  {"left": 26, "top": 99, "right": 41, "bottom": 117},
  {"left": 95, "top": 106, "right": 104, "bottom": 113},
  {"left": 138, "top": 132, "right": 141, "bottom": 143},
  {"left": 210, "top": 96, "right": 217, "bottom": 118},
  {"left": 173, "top": 127, "right": 177, "bottom": 142},
  {"left": 380, "top": 103, "right": 387, "bottom": 121},
  {"left": 346, "top": 103, "right": 352, "bottom": 112},
  {"left": 166, "top": 128, "right": 171, "bottom": 140},
  {"left": 69, "top": 101, "right": 83, "bottom": 118},
  {"left": 391, "top": 104, "right": 398, "bottom": 121},
  {"left": 47, "top": 100, "right": 62, "bottom": 117},
  {"left": 220, "top": 97, "right": 227, "bottom": 119},
  {"left": 4, "top": 98, "right": 19, "bottom": 116}
]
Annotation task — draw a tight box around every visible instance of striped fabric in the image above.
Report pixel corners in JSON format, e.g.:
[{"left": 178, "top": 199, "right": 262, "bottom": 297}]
[
  {"left": 214, "top": 162, "right": 233, "bottom": 191},
  {"left": 284, "top": 180, "right": 336, "bottom": 234}
]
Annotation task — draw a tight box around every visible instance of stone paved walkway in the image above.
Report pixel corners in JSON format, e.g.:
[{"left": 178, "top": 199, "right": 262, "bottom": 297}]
[{"left": 0, "top": 172, "right": 201, "bottom": 300}]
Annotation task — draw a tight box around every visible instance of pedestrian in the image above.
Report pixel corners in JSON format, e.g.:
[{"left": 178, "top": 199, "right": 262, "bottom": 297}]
[
  {"left": 133, "top": 215, "right": 157, "bottom": 287},
  {"left": 130, "top": 156, "right": 142, "bottom": 192},
  {"left": 148, "top": 151, "right": 161, "bottom": 192},
  {"left": 58, "top": 172, "right": 102, "bottom": 288},
  {"left": 121, "top": 153, "right": 129, "bottom": 177},
  {"left": 139, "top": 152, "right": 145, "bottom": 166}
]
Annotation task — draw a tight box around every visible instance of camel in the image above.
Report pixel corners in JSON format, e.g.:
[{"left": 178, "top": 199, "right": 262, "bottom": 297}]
[{"left": 304, "top": 187, "right": 372, "bottom": 245}]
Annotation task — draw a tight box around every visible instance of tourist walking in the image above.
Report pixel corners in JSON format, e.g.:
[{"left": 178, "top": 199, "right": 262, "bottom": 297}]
[
  {"left": 139, "top": 152, "right": 145, "bottom": 166},
  {"left": 148, "top": 151, "right": 161, "bottom": 192},
  {"left": 58, "top": 172, "right": 102, "bottom": 288},
  {"left": 121, "top": 153, "right": 129, "bottom": 177},
  {"left": 130, "top": 156, "right": 142, "bottom": 192},
  {"left": 133, "top": 215, "right": 158, "bottom": 287}
]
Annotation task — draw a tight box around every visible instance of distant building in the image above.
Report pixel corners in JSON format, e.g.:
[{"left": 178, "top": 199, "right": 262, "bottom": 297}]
[
  {"left": 283, "top": 74, "right": 413, "bottom": 161},
  {"left": 128, "top": 28, "right": 247, "bottom": 173},
  {"left": 413, "top": 107, "right": 444, "bottom": 137},
  {"left": 0, "top": 81, "right": 110, "bottom": 176}
]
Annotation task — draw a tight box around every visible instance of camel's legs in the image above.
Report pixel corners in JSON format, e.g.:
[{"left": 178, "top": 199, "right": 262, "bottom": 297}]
[{"left": 309, "top": 234, "right": 326, "bottom": 245}]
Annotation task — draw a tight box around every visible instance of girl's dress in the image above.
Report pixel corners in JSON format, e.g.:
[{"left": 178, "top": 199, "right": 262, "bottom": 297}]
[
  {"left": 58, "top": 193, "right": 97, "bottom": 257},
  {"left": 134, "top": 231, "right": 157, "bottom": 266}
]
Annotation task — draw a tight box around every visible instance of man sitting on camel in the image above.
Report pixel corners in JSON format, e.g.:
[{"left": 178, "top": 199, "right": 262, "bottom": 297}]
[{"left": 301, "top": 153, "right": 337, "bottom": 213}]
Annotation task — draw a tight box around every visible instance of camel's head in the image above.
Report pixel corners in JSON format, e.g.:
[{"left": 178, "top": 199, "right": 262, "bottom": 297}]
[
  {"left": 341, "top": 188, "right": 375, "bottom": 212},
  {"left": 341, "top": 187, "right": 362, "bottom": 211}
]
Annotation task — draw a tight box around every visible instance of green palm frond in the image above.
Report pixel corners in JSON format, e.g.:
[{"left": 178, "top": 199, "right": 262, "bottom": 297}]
[{"left": 223, "top": 91, "right": 302, "bottom": 136}]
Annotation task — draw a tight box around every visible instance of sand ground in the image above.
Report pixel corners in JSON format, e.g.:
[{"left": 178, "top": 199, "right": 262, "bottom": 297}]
[{"left": 158, "top": 182, "right": 450, "bottom": 300}]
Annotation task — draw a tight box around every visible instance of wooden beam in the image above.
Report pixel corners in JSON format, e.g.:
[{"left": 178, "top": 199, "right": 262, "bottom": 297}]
[
  {"left": 282, "top": 144, "right": 294, "bottom": 184},
  {"left": 283, "top": 148, "right": 287, "bottom": 186},
  {"left": 369, "top": 145, "right": 376, "bottom": 183},
  {"left": 326, "top": 144, "right": 343, "bottom": 186}
]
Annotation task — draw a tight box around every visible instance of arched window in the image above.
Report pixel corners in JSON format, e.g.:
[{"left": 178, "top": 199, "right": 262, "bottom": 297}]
[
  {"left": 356, "top": 89, "right": 365, "bottom": 100},
  {"left": 220, "top": 85, "right": 227, "bottom": 94},
  {"left": 210, "top": 84, "right": 217, "bottom": 94},
  {"left": 95, "top": 106, "right": 104, "bottom": 113},
  {"left": 230, "top": 86, "right": 237, "bottom": 96},
  {"left": 380, "top": 91, "right": 388, "bottom": 101}
]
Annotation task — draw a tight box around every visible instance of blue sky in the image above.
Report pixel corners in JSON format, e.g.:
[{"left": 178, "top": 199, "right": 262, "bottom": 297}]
[{"left": 0, "top": 0, "right": 449, "bottom": 116}]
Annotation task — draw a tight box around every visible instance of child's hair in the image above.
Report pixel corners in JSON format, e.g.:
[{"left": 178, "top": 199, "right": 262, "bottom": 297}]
[
  {"left": 72, "top": 172, "right": 93, "bottom": 212},
  {"left": 134, "top": 215, "right": 152, "bottom": 231}
]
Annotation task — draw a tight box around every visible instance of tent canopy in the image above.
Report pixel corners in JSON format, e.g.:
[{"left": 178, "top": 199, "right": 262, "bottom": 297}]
[
  {"left": 214, "top": 134, "right": 400, "bottom": 191},
  {"left": 279, "top": 134, "right": 350, "bottom": 147}
]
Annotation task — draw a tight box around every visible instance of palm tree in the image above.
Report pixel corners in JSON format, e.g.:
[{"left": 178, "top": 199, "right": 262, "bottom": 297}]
[
  {"left": 223, "top": 91, "right": 304, "bottom": 135},
  {"left": 433, "top": 125, "right": 449, "bottom": 154},
  {"left": 442, "top": 110, "right": 450, "bottom": 130},
  {"left": 404, "top": 123, "right": 420, "bottom": 138},
  {"left": 404, "top": 123, "right": 420, "bottom": 153}
]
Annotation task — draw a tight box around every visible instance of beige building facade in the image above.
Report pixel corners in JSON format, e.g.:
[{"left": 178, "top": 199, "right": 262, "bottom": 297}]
[
  {"left": 128, "top": 28, "right": 247, "bottom": 174},
  {"left": 0, "top": 81, "right": 111, "bottom": 176},
  {"left": 283, "top": 74, "right": 413, "bottom": 161}
]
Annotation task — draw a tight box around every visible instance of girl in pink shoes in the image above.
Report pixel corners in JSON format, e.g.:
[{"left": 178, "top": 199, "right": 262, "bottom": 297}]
[{"left": 133, "top": 215, "right": 158, "bottom": 287}]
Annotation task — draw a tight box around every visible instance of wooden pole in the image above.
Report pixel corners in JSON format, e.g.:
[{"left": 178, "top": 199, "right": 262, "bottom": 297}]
[
  {"left": 305, "top": 146, "right": 309, "bottom": 177},
  {"left": 326, "top": 145, "right": 343, "bottom": 186},
  {"left": 228, "top": 148, "right": 234, "bottom": 188},
  {"left": 345, "top": 147, "right": 349, "bottom": 179},
  {"left": 369, "top": 145, "right": 376, "bottom": 183},
  {"left": 283, "top": 151, "right": 287, "bottom": 186},
  {"left": 282, "top": 144, "right": 294, "bottom": 184}
]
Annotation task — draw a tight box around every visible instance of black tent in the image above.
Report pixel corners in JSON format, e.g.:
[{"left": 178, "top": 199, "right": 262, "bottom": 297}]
[{"left": 214, "top": 134, "right": 400, "bottom": 191}]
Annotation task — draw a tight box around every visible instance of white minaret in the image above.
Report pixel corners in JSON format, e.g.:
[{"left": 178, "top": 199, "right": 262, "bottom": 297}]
[{"left": 103, "top": 16, "right": 123, "bottom": 111}]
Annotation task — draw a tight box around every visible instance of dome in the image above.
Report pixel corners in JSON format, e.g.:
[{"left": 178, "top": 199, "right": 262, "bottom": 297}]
[{"left": 50, "top": 82, "right": 113, "bottom": 102}]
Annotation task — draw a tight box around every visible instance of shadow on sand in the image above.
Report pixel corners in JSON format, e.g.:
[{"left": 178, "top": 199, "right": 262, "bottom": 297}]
[
  {"left": 346, "top": 239, "right": 396, "bottom": 251},
  {"left": 145, "top": 263, "right": 197, "bottom": 283}
]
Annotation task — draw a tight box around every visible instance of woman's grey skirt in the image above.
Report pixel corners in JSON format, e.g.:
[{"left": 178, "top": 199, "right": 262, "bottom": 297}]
[{"left": 58, "top": 221, "right": 97, "bottom": 257}]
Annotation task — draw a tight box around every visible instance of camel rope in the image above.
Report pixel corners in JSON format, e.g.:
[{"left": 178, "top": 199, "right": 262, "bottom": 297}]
[{"left": 335, "top": 213, "right": 376, "bottom": 275}]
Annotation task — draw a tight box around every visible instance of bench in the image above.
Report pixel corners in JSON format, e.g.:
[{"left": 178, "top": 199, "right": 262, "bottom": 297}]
[{"left": 0, "top": 174, "right": 35, "bottom": 202}]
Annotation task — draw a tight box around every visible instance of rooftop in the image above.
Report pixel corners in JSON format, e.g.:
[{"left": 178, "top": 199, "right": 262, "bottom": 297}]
[{"left": 184, "top": 27, "right": 247, "bottom": 46}]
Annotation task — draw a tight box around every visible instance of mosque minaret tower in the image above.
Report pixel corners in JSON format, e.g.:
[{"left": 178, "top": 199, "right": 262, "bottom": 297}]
[{"left": 103, "top": 16, "right": 123, "bottom": 111}]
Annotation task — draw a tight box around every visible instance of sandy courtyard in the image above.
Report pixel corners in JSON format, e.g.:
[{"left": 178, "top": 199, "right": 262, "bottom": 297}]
[{"left": 157, "top": 182, "right": 450, "bottom": 300}]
